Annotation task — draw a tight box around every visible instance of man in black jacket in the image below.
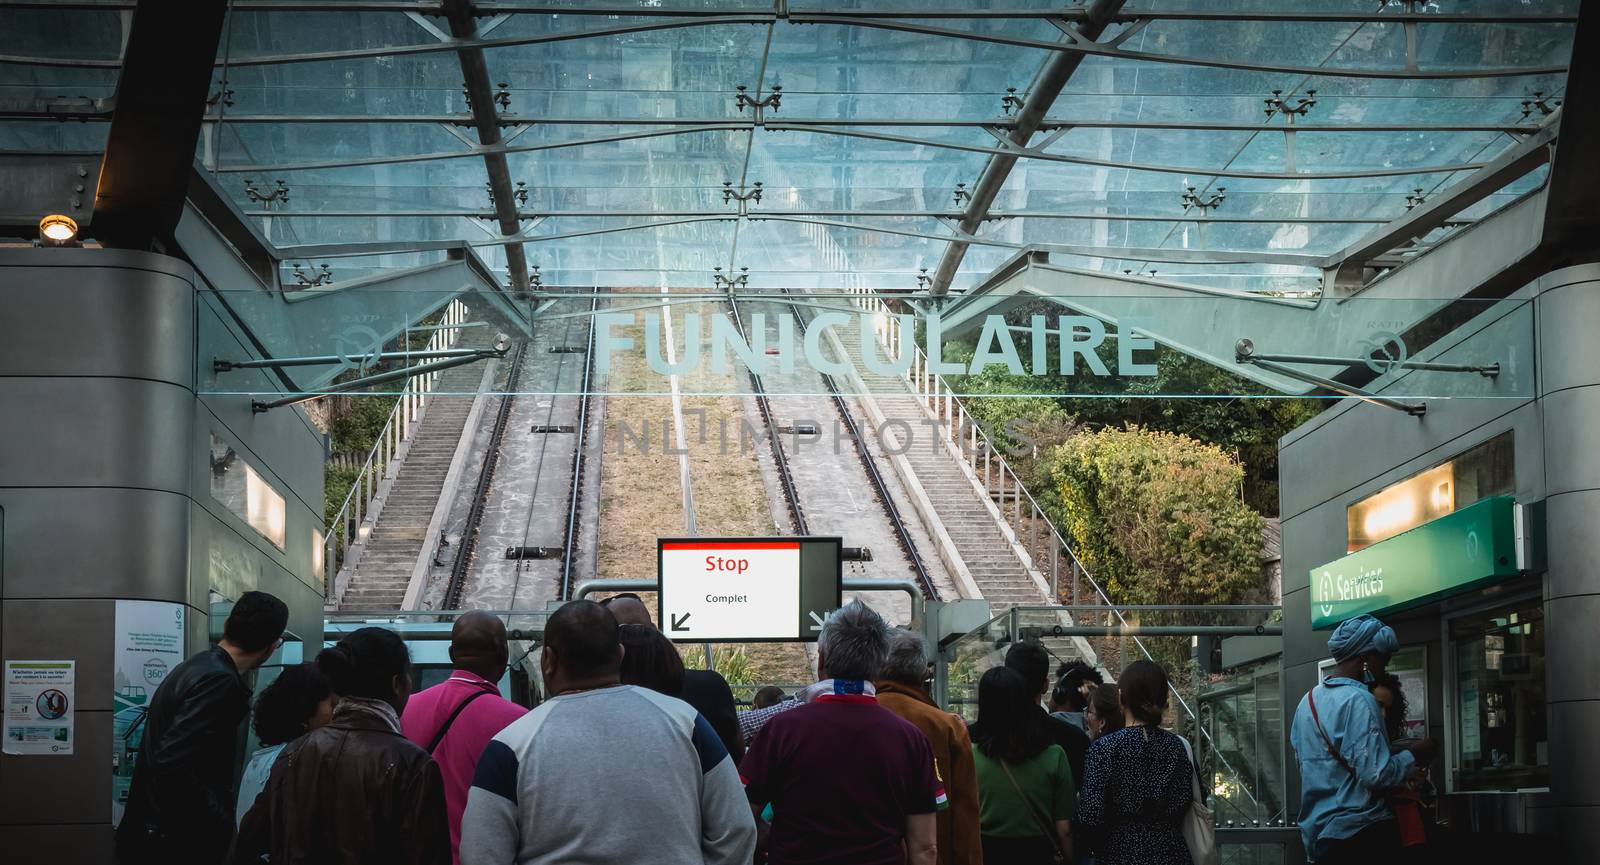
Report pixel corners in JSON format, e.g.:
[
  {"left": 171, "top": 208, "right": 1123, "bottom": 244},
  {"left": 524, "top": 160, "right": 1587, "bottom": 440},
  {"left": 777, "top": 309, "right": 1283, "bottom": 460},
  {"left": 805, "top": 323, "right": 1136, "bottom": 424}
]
[
  {"left": 116, "top": 591, "right": 288, "bottom": 865},
  {"left": 1005, "top": 642, "right": 1091, "bottom": 788}
]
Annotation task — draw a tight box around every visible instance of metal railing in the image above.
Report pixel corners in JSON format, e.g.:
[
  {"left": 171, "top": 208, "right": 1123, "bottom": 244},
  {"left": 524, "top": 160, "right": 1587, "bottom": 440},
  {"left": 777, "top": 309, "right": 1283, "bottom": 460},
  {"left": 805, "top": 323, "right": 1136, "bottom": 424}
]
[
  {"left": 324, "top": 299, "right": 469, "bottom": 602},
  {"left": 840, "top": 287, "right": 1263, "bottom": 785}
]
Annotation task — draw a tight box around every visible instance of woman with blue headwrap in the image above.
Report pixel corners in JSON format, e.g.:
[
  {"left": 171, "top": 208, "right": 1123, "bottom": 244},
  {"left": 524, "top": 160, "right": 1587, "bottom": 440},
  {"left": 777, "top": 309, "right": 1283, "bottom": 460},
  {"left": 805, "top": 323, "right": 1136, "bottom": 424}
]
[{"left": 1290, "top": 615, "right": 1437, "bottom": 864}]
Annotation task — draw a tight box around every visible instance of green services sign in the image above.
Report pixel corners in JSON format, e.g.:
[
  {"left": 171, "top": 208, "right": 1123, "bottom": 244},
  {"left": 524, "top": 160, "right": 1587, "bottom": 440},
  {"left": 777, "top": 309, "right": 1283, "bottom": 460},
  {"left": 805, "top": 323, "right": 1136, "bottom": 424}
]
[{"left": 1311, "top": 496, "right": 1519, "bottom": 630}]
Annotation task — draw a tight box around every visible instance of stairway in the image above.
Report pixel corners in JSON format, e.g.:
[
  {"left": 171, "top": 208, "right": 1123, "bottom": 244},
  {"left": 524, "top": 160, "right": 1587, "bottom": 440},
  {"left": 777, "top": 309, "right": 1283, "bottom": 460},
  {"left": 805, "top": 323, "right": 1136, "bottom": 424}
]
[
  {"left": 828, "top": 318, "right": 1049, "bottom": 612},
  {"left": 335, "top": 356, "right": 488, "bottom": 611}
]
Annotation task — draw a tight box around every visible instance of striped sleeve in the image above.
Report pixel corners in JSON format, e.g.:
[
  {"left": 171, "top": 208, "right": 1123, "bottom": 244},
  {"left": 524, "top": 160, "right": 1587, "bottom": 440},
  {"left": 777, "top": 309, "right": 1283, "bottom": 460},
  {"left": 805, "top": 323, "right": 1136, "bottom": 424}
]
[
  {"left": 460, "top": 739, "right": 520, "bottom": 865},
  {"left": 691, "top": 712, "right": 731, "bottom": 773}
]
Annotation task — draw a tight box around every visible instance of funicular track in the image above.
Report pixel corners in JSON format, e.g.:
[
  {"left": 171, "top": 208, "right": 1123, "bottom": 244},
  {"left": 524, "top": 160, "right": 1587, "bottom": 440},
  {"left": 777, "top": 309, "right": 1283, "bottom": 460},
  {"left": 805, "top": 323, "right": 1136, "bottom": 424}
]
[
  {"left": 725, "top": 290, "right": 937, "bottom": 600},
  {"left": 442, "top": 293, "right": 601, "bottom": 609}
]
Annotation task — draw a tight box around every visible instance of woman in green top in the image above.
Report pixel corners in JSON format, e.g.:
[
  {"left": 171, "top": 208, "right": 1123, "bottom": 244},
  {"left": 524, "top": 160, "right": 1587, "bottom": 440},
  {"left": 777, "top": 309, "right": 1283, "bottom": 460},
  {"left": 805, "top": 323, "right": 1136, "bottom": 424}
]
[{"left": 969, "top": 666, "right": 1076, "bottom": 864}]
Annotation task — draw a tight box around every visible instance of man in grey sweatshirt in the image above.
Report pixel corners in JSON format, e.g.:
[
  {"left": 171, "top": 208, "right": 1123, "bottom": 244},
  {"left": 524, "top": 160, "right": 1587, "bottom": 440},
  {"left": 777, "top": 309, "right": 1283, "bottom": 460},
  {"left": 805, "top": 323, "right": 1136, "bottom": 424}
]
[{"left": 459, "top": 600, "right": 756, "bottom": 865}]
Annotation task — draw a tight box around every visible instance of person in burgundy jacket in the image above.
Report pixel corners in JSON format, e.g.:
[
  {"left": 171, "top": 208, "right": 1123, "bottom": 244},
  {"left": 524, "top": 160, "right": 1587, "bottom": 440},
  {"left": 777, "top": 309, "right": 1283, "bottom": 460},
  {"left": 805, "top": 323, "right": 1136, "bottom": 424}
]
[{"left": 401, "top": 611, "right": 529, "bottom": 865}]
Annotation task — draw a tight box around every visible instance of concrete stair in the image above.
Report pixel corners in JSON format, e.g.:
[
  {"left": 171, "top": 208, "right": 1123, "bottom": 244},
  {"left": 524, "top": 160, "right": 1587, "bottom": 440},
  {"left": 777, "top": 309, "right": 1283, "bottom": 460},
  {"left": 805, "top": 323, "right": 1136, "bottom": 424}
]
[
  {"left": 829, "top": 317, "right": 1051, "bottom": 614},
  {"left": 335, "top": 351, "right": 489, "bottom": 612}
]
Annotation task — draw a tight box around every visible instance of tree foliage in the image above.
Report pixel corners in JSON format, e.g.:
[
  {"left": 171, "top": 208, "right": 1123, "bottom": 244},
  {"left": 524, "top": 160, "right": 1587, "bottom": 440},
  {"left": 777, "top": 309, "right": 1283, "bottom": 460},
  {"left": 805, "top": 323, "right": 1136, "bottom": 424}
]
[
  {"left": 1044, "top": 425, "right": 1264, "bottom": 609},
  {"left": 944, "top": 316, "right": 1319, "bottom": 515}
]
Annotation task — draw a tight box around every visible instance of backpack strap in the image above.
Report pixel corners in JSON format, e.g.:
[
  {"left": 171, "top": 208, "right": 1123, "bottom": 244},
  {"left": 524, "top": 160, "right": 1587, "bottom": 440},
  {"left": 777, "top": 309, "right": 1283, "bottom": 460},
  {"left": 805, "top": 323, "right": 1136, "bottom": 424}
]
[{"left": 426, "top": 688, "right": 493, "bottom": 754}]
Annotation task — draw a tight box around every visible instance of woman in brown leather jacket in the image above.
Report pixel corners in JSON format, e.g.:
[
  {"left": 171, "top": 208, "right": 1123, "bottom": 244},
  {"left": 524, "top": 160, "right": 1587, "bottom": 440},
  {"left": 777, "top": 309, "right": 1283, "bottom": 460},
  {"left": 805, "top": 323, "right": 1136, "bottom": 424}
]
[{"left": 234, "top": 627, "right": 449, "bottom": 865}]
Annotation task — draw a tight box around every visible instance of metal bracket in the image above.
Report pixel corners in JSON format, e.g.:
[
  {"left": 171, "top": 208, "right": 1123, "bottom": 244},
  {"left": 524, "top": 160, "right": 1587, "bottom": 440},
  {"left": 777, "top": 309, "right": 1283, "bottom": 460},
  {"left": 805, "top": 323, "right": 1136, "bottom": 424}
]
[
  {"left": 713, "top": 266, "right": 750, "bottom": 289},
  {"left": 1264, "top": 89, "right": 1317, "bottom": 121},
  {"left": 1234, "top": 339, "right": 1427, "bottom": 416},
  {"left": 722, "top": 181, "right": 764, "bottom": 216}
]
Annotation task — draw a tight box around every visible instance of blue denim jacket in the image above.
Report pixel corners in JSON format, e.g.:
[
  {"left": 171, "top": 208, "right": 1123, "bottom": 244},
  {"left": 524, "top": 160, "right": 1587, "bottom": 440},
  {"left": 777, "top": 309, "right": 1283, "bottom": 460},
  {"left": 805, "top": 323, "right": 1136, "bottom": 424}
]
[{"left": 1290, "top": 676, "right": 1415, "bottom": 861}]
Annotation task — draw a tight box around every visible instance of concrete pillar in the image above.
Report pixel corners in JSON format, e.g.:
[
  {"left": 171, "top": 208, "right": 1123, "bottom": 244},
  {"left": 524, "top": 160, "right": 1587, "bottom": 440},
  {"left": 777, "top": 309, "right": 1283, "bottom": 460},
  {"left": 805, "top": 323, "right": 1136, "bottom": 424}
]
[
  {"left": 0, "top": 248, "right": 326, "bottom": 863},
  {"left": 1532, "top": 264, "right": 1600, "bottom": 858}
]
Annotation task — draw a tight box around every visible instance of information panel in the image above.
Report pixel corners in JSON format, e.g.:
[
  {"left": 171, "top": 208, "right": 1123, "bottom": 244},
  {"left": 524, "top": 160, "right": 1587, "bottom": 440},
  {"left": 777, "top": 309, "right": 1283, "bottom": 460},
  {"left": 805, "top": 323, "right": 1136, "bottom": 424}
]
[{"left": 658, "top": 537, "right": 842, "bottom": 642}]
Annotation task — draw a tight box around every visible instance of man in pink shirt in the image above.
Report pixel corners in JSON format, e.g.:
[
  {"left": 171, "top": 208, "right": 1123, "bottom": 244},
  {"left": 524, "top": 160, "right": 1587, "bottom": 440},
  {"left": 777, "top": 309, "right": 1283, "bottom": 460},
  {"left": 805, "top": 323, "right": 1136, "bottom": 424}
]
[{"left": 402, "top": 611, "right": 528, "bottom": 865}]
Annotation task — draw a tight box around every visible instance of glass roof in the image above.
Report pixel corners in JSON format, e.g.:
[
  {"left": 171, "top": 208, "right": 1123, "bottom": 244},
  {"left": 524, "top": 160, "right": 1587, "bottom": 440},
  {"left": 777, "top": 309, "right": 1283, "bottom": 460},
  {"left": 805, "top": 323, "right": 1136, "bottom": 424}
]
[{"left": 0, "top": 0, "right": 1575, "bottom": 293}]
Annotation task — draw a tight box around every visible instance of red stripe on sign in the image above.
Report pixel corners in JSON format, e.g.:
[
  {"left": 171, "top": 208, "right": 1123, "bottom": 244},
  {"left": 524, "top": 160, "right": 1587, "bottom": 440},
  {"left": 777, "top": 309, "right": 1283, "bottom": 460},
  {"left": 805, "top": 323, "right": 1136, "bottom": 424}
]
[{"left": 661, "top": 541, "right": 801, "bottom": 550}]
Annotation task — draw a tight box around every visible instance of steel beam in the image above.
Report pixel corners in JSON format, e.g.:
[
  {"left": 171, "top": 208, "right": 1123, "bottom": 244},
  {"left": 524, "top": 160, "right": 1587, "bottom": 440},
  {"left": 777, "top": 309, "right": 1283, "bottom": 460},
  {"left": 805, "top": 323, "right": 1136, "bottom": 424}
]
[
  {"left": 1541, "top": 4, "right": 1599, "bottom": 263},
  {"left": 1323, "top": 120, "right": 1557, "bottom": 295},
  {"left": 929, "top": 0, "right": 1126, "bottom": 296},
  {"left": 0, "top": 2, "right": 1576, "bottom": 22},
  {"left": 4, "top": 13, "right": 1566, "bottom": 80},
  {"left": 240, "top": 208, "right": 1462, "bottom": 226},
  {"left": 0, "top": 153, "right": 101, "bottom": 234},
  {"left": 441, "top": 0, "right": 529, "bottom": 294},
  {"left": 5, "top": 109, "right": 1529, "bottom": 135},
  {"left": 91, "top": 0, "right": 229, "bottom": 250}
]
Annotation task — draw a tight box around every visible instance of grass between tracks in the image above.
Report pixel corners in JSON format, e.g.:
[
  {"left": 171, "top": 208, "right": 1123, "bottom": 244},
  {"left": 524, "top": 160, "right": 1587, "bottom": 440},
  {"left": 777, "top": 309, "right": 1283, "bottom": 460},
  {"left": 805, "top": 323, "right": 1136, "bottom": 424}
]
[{"left": 594, "top": 296, "right": 812, "bottom": 691}]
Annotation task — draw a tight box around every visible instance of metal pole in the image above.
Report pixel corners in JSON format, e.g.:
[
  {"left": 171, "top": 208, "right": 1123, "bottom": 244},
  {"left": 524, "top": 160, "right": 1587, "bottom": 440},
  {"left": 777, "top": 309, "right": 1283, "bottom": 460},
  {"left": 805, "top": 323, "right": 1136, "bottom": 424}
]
[
  {"left": 251, "top": 350, "right": 502, "bottom": 412},
  {"left": 216, "top": 346, "right": 491, "bottom": 371}
]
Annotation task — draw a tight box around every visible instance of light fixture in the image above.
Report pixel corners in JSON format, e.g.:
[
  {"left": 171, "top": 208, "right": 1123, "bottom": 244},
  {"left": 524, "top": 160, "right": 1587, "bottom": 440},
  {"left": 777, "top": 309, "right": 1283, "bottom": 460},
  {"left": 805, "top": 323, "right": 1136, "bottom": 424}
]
[{"left": 39, "top": 213, "right": 80, "bottom": 247}]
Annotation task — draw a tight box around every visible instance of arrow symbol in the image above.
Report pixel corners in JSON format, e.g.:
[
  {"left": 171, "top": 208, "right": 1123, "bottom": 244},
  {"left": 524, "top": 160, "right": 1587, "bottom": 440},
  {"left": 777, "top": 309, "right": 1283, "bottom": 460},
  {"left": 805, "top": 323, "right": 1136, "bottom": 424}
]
[
  {"left": 670, "top": 612, "right": 692, "bottom": 632},
  {"left": 809, "top": 611, "right": 829, "bottom": 632}
]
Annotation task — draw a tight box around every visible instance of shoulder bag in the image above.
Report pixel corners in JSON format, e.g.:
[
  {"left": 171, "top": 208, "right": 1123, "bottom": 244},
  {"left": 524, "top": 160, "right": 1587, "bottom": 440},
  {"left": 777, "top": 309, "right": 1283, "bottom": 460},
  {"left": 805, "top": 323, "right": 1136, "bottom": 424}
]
[
  {"left": 425, "top": 688, "right": 493, "bottom": 754},
  {"left": 1177, "top": 735, "right": 1220, "bottom": 865},
  {"left": 997, "top": 759, "right": 1069, "bottom": 865}
]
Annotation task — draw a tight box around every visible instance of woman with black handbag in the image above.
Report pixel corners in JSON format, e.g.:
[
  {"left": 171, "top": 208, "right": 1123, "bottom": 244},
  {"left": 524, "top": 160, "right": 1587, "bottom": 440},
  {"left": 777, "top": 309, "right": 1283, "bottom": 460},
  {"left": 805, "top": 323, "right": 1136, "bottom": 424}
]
[{"left": 969, "top": 666, "right": 1077, "bottom": 864}]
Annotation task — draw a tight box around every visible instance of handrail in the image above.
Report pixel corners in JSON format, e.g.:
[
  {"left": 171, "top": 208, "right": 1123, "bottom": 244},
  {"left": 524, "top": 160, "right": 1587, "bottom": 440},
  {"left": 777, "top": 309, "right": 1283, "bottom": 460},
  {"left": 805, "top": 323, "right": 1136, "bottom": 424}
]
[
  {"left": 324, "top": 299, "right": 469, "bottom": 603},
  {"left": 844, "top": 287, "right": 1261, "bottom": 805}
]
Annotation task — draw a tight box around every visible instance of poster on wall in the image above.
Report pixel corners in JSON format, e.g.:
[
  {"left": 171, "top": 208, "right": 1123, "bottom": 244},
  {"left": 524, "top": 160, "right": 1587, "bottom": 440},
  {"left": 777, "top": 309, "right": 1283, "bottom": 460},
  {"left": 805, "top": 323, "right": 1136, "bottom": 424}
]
[
  {"left": 1389, "top": 647, "right": 1429, "bottom": 739},
  {"left": 111, "top": 600, "right": 187, "bottom": 828},
  {"left": 3, "top": 660, "right": 75, "bottom": 755}
]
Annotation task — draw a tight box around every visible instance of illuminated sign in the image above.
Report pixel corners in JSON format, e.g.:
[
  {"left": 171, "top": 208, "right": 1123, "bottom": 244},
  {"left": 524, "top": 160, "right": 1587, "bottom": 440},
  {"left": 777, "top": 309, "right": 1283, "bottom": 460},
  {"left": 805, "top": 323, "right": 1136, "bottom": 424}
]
[
  {"left": 658, "top": 537, "right": 842, "bottom": 642},
  {"left": 1312, "top": 496, "right": 1519, "bottom": 630}
]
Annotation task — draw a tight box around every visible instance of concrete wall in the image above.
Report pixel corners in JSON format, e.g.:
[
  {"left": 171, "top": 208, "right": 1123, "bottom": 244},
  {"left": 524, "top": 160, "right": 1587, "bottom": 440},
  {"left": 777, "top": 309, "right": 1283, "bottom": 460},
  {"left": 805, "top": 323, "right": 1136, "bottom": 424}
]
[
  {"left": 1278, "top": 264, "right": 1600, "bottom": 859},
  {"left": 0, "top": 248, "right": 325, "bottom": 861}
]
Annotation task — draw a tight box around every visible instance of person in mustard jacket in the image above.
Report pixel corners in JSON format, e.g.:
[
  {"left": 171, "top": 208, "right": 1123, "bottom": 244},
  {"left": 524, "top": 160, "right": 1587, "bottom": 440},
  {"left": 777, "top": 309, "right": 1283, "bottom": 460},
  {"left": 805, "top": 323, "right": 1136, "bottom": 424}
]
[{"left": 877, "top": 627, "right": 984, "bottom": 865}]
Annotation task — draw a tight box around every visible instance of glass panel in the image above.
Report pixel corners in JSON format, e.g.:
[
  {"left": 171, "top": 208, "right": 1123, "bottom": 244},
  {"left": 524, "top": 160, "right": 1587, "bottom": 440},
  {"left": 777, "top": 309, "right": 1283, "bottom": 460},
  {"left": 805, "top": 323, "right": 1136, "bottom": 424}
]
[
  {"left": 1449, "top": 599, "right": 1547, "bottom": 793},
  {"left": 1346, "top": 431, "right": 1514, "bottom": 551},
  {"left": 209, "top": 433, "right": 288, "bottom": 550}
]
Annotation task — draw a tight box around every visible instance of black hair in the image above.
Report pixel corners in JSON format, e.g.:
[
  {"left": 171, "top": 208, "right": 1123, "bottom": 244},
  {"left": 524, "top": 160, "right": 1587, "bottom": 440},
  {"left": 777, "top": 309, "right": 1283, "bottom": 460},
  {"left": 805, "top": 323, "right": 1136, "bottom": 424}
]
[
  {"left": 1117, "top": 660, "right": 1170, "bottom": 726},
  {"left": 1003, "top": 642, "right": 1051, "bottom": 693},
  {"left": 752, "top": 686, "right": 787, "bottom": 710},
  {"left": 1369, "top": 672, "right": 1409, "bottom": 741},
  {"left": 597, "top": 592, "right": 643, "bottom": 606},
  {"left": 253, "top": 663, "right": 332, "bottom": 746},
  {"left": 966, "top": 665, "right": 1056, "bottom": 757},
  {"left": 544, "top": 600, "right": 622, "bottom": 676},
  {"left": 316, "top": 627, "right": 410, "bottom": 703},
  {"left": 1053, "top": 660, "right": 1104, "bottom": 711},
  {"left": 618, "top": 624, "right": 685, "bottom": 697},
  {"left": 1088, "top": 682, "right": 1124, "bottom": 738},
  {"left": 224, "top": 591, "right": 289, "bottom": 653},
  {"left": 970, "top": 666, "right": 1052, "bottom": 763}
]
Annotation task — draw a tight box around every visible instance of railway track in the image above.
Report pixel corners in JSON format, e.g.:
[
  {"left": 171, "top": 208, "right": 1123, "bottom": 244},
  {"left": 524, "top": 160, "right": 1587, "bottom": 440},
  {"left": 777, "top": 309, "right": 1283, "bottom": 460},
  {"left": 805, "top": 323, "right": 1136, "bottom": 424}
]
[
  {"left": 441, "top": 293, "right": 601, "bottom": 608},
  {"left": 724, "top": 290, "right": 937, "bottom": 599}
]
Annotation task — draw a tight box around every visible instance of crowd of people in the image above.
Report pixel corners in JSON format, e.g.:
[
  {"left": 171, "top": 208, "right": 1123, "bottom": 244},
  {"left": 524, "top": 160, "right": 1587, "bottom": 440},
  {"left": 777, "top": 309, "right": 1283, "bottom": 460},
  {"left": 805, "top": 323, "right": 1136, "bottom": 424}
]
[{"left": 129, "top": 589, "right": 1453, "bottom": 864}]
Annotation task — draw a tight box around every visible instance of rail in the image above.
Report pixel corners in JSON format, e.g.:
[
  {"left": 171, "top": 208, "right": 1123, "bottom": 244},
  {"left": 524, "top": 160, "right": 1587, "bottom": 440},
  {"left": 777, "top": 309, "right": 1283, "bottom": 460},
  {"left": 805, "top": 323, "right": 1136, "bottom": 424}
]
[
  {"left": 724, "top": 292, "right": 808, "bottom": 533},
  {"left": 734, "top": 287, "right": 939, "bottom": 599},
  {"left": 558, "top": 294, "right": 602, "bottom": 600},
  {"left": 325, "top": 299, "right": 469, "bottom": 600}
]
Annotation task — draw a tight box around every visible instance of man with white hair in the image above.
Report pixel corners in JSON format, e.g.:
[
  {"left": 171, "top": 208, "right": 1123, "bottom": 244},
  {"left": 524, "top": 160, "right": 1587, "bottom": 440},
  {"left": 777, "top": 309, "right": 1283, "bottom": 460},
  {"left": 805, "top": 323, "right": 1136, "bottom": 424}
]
[
  {"left": 740, "top": 601, "right": 943, "bottom": 865},
  {"left": 1290, "top": 614, "right": 1437, "bottom": 864}
]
